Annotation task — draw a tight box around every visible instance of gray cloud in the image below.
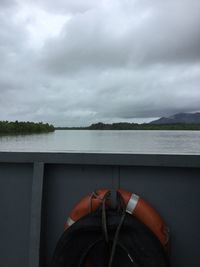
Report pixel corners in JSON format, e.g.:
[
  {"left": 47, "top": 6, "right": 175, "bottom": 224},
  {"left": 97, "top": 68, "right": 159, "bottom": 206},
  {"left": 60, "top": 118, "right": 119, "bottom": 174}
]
[
  {"left": 0, "top": 0, "right": 200, "bottom": 126},
  {"left": 34, "top": 0, "right": 97, "bottom": 14},
  {"left": 41, "top": 0, "right": 200, "bottom": 74},
  {"left": 0, "top": 0, "right": 16, "bottom": 8}
]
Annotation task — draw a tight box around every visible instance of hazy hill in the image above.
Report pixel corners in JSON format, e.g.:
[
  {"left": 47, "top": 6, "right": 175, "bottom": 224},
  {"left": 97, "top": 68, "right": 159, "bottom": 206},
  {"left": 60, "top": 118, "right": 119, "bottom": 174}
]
[{"left": 150, "top": 113, "right": 200, "bottom": 124}]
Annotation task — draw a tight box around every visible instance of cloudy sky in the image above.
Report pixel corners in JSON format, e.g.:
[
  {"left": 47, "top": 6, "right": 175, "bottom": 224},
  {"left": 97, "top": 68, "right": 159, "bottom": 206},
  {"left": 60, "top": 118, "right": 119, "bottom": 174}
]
[{"left": 0, "top": 0, "right": 200, "bottom": 126}]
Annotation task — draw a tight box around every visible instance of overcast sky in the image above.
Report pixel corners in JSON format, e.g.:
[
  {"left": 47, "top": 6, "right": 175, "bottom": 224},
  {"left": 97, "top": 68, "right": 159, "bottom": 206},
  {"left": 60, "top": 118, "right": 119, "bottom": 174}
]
[{"left": 0, "top": 0, "right": 200, "bottom": 126}]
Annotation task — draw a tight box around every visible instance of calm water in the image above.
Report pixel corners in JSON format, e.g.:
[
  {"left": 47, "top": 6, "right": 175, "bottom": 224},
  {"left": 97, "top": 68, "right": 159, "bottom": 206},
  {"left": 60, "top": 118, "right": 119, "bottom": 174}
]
[{"left": 0, "top": 130, "right": 200, "bottom": 154}]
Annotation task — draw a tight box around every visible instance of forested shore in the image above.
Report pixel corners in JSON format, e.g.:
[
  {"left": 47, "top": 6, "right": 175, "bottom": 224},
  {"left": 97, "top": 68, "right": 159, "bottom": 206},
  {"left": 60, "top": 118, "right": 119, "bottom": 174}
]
[
  {"left": 88, "top": 122, "right": 200, "bottom": 130},
  {"left": 0, "top": 121, "right": 55, "bottom": 135},
  {"left": 56, "top": 122, "right": 200, "bottom": 130}
]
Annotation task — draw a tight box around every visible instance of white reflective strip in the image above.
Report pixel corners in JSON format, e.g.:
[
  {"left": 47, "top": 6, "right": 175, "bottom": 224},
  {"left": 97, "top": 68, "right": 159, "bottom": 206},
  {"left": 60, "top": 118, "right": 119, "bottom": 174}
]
[
  {"left": 126, "top": 194, "right": 139, "bottom": 214},
  {"left": 67, "top": 217, "right": 75, "bottom": 227}
]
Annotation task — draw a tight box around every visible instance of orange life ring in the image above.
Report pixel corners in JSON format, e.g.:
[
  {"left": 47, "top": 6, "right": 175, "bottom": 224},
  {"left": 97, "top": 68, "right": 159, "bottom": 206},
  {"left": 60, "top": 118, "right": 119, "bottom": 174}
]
[
  {"left": 117, "top": 189, "right": 169, "bottom": 249},
  {"left": 64, "top": 188, "right": 169, "bottom": 250},
  {"left": 64, "top": 189, "right": 110, "bottom": 230}
]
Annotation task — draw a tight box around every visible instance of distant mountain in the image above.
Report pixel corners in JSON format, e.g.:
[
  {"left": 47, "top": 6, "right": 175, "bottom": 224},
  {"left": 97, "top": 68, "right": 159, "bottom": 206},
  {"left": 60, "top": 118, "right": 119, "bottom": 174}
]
[{"left": 150, "top": 113, "right": 200, "bottom": 124}]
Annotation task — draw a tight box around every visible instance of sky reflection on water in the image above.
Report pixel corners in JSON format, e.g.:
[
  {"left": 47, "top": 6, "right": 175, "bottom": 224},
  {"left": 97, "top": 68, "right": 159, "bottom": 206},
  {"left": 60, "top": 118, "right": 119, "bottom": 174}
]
[{"left": 0, "top": 130, "right": 200, "bottom": 154}]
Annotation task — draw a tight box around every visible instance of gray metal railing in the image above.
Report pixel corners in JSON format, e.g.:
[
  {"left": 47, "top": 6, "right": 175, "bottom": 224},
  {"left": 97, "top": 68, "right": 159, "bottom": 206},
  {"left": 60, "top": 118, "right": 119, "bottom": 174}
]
[{"left": 0, "top": 152, "right": 200, "bottom": 267}]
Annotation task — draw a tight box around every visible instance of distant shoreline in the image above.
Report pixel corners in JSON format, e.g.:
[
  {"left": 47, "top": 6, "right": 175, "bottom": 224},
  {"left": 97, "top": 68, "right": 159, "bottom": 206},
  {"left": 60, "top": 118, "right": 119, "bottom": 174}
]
[
  {"left": 55, "top": 122, "right": 200, "bottom": 131},
  {"left": 1, "top": 120, "right": 200, "bottom": 135},
  {"left": 0, "top": 121, "right": 55, "bottom": 135}
]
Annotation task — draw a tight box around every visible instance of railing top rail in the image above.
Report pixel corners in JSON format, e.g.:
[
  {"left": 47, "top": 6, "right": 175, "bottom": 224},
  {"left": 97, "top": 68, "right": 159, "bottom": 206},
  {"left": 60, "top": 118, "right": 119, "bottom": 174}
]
[{"left": 0, "top": 152, "right": 200, "bottom": 168}]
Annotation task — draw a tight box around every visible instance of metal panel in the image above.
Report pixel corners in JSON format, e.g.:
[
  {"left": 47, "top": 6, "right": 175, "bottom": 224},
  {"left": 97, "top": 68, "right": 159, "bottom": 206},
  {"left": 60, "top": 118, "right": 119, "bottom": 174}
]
[
  {"left": 120, "top": 166, "right": 200, "bottom": 267},
  {"left": 41, "top": 164, "right": 114, "bottom": 267},
  {"left": 0, "top": 163, "right": 33, "bottom": 267},
  {"left": 0, "top": 153, "right": 200, "bottom": 267}
]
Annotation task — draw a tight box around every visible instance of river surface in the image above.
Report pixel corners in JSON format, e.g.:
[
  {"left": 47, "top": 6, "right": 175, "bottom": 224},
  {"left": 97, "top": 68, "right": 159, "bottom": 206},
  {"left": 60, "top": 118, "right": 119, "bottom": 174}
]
[{"left": 0, "top": 130, "right": 200, "bottom": 154}]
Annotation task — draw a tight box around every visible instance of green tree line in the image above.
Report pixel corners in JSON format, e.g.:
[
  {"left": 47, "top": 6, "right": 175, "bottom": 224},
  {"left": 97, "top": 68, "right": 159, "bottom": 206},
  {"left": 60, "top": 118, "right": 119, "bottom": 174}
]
[
  {"left": 0, "top": 121, "right": 55, "bottom": 134},
  {"left": 87, "top": 122, "right": 200, "bottom": 130}
]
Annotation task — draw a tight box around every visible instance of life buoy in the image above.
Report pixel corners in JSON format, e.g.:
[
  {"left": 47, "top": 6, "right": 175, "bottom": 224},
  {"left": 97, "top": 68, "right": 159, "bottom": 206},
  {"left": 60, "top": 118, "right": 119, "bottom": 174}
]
[
  {"left": 117, "top": 189, "right": 169, "bottom": 249},
  {"left": 64, "top": 188, "right": 169, "bottom": 250},
  {"left": 64, "top": 189, "right": 110, "bottom": 230}
]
